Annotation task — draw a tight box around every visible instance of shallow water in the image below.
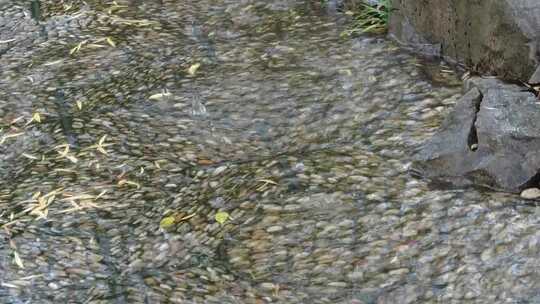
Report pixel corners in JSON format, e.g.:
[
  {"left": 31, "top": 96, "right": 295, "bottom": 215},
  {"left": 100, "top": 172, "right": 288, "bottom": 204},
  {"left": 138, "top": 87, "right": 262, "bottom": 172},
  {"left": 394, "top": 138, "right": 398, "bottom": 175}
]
[{"left": 1, "top": 1, "right": 539, "bottom": 303}]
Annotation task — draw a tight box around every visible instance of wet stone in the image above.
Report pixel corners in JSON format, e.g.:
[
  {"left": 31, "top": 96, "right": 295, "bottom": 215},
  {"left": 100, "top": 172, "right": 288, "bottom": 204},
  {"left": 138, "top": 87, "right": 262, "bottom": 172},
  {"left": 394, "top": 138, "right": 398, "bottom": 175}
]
[{"left": 520, "top": 188, "right": 540, "bottom": 200}]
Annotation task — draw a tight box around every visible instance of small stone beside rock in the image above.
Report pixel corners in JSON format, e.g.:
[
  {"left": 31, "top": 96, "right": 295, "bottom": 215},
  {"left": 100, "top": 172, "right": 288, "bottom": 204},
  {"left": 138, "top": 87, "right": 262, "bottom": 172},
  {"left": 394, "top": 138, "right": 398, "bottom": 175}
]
[{"left": 520, "top": 188, "right": 540, "bottom": 200}]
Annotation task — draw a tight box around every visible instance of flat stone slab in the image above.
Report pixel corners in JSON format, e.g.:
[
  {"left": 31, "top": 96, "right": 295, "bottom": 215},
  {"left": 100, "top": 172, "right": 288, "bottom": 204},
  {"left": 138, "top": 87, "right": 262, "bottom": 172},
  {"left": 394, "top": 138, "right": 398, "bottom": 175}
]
[{"left": 412, "top": 77, "right": 540, "bottom": 192}]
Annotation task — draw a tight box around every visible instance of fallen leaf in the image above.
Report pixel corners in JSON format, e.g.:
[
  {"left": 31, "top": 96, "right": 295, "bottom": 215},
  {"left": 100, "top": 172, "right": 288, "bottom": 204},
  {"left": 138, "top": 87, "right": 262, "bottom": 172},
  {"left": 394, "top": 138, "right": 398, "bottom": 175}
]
[
  {"left": 1, "top": 283, "right": 18, "bottom": 289},
  {"left": 0, "top": 132, "right": 24, "bottom": 145},
  {"left": 32, "top": 112, "right": 41, "bottom": 123},
  {"left": 258, "top": 179, "right": 278, "bottom": 185},
  {"left": 19, "top": 274, "right": 44, "bottom": 281},
  {"left": 159, "top": 216, "right": 176, "bottom": 229},
  {"left": 96, "top": 135, "right": 109, "bottom": 154},
  {"left": 188, "top": 63, "right": 201, "bottom": 76},
  {"left": 149, "top": 91, "right": 171, "bottom": 101},
  {"left": 86, "top": 43, "right": 106, "bottom": 49},
  {"left": 22, "top": 153, "right": 38, "bottom": 160},
  {"left": 10, "top": 116, "right": 25, "bottom": 124},
  {"left": 197, "top": 159, "right": 214, "bottom": 165},
  {"left": 0, "top": 38, "right": 16, "bottom": 44},
  {"left": 98, "top": 135, "right": 107, "bottom": 146},
  {"left": 70, "top": 40, "right": 86, "bottom": 55},
  {"left": 215, "top": 211, "right": 229, "bottom": 224},
  {"left": 13, "top": 251, "right": 24, "bottom": 269},
  {"left": 43, "top": 59, "right": 64, "bottom": 66},
  {"left": 177, "top": 213, "right": 196, "bottom": 222},
  {"left": 117, "top": 179, "right": 141, "bottom": 189},
  {"left": 57, "top": 145, "right": 70, "bottom": 158},
  {"left": 55, "top": 145, "right": 78, "bottom": 163},
  {"left": 106, "top": 37, "right": 116, "bottom": 47},
  {"left": 95, "top": 190, "right": 108, "bottom": 199}
]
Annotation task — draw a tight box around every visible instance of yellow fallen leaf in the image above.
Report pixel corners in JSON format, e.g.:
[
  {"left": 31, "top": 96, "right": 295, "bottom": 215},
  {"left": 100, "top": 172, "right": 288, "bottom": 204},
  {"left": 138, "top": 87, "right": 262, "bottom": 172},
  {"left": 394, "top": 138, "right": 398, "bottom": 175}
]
[
  {"left": 149, "top": 92, "right": 171, "bottom": 101},
  {"left": 97, "top": 135, "right": 108, "bottom": 154},
  {"left": 22, "top": 153, "right": 38, "bottom": 160},
  {"left": 258, "top": 179, "right": 278, "bottom": 185},
  {"left": 0, "top": 38, "right": 16, "bottom": 44},
  {"left": 69, "top": 40, "right": 86, "bottom": 55},
  {"left": 69, "top": 45, "right": 79, "bottom": 55},
  {"left": 0, "top": 132, "right": 24, "bottom": 145},
  {"left": 57, "top": 145, "right": 70, "bottom": 157},
  {"left": 19, "top": 274, "right": 44, "bottom": 281},
  {"left": 43, "top": 59, "right": 64, "bottom": 66},
  {"left": 188, "top": 63, "right": 201, "bottom": 76},
  {"left": 159, "top": 216, "right": 175, "bottom": 228},
  {"left": 106, "top": 37, "right": 116, "bottom": 47},
  {"left": 96, "top": 190, "right": 108, "bottom": 199},
  {"left": 65, "top": 154, "right": 78, "bottom": 164},
  {"left": 32, "top": 112, "right": 41, "bottom": 123},
  {"left": 215, "top": 211, "right": 229, "bottom": 224},
  {"left": 98, "top": 135, "right": 107, "bottom": 146},
  {"left": 76, "top": 100, "right": 83, "bottom": 110},
  {"left": 86, "top": 43, "right": 106, "bottom": 49},
  {"left": 178, "top": 213, "right": 196, "bottom": 222},
  {"left": 13, "top": 251, "right": 24, "bottom": 269}
]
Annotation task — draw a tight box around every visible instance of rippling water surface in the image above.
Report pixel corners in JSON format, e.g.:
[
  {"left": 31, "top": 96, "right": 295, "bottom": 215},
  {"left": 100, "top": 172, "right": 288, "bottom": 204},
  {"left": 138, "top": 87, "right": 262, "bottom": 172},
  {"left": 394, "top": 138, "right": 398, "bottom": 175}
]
[{"left": 1, "top": 1, "right": 539, "bottom": 303}]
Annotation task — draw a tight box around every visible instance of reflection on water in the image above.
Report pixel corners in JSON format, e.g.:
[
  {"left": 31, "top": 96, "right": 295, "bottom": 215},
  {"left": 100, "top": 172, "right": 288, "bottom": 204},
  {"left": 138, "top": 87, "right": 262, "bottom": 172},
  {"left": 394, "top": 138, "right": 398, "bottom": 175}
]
[{"left": 0, "top": 1, "right": 538, "bottom": 303}]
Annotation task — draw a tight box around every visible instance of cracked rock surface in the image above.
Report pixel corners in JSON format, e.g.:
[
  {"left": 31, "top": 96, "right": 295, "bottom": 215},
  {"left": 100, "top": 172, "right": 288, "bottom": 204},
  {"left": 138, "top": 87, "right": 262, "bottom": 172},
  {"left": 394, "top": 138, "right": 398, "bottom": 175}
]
[{"left": 413, "top": 77, "right": 540, "bottom": 192}]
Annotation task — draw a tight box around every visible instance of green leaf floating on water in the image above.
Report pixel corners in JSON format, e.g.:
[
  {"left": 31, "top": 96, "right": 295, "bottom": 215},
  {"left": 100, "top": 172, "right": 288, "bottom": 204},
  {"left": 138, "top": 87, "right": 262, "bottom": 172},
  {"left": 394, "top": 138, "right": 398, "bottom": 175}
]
[
  {"left": 215, "top": 212, "right": 229, "bottom": 224},
  {"left": 159, "top": 216, "right": 176, "bottom": 228}
]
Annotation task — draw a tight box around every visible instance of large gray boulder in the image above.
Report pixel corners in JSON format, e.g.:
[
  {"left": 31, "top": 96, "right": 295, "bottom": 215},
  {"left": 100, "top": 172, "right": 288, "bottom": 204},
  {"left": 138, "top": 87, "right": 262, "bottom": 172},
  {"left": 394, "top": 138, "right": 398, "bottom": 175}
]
[
  {"left": 389, "top": 0, "right": 540, "bottom": 83},
  {"left": 412, "top": 78, "right": 540, "bottom": 192}
]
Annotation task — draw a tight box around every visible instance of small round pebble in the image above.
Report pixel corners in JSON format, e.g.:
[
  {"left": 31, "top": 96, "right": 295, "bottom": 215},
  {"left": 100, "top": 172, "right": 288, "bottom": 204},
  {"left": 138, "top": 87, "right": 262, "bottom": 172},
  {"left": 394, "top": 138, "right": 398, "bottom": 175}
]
[{"left": 520, "top": 188, "right": 540, "bottom": 200}]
